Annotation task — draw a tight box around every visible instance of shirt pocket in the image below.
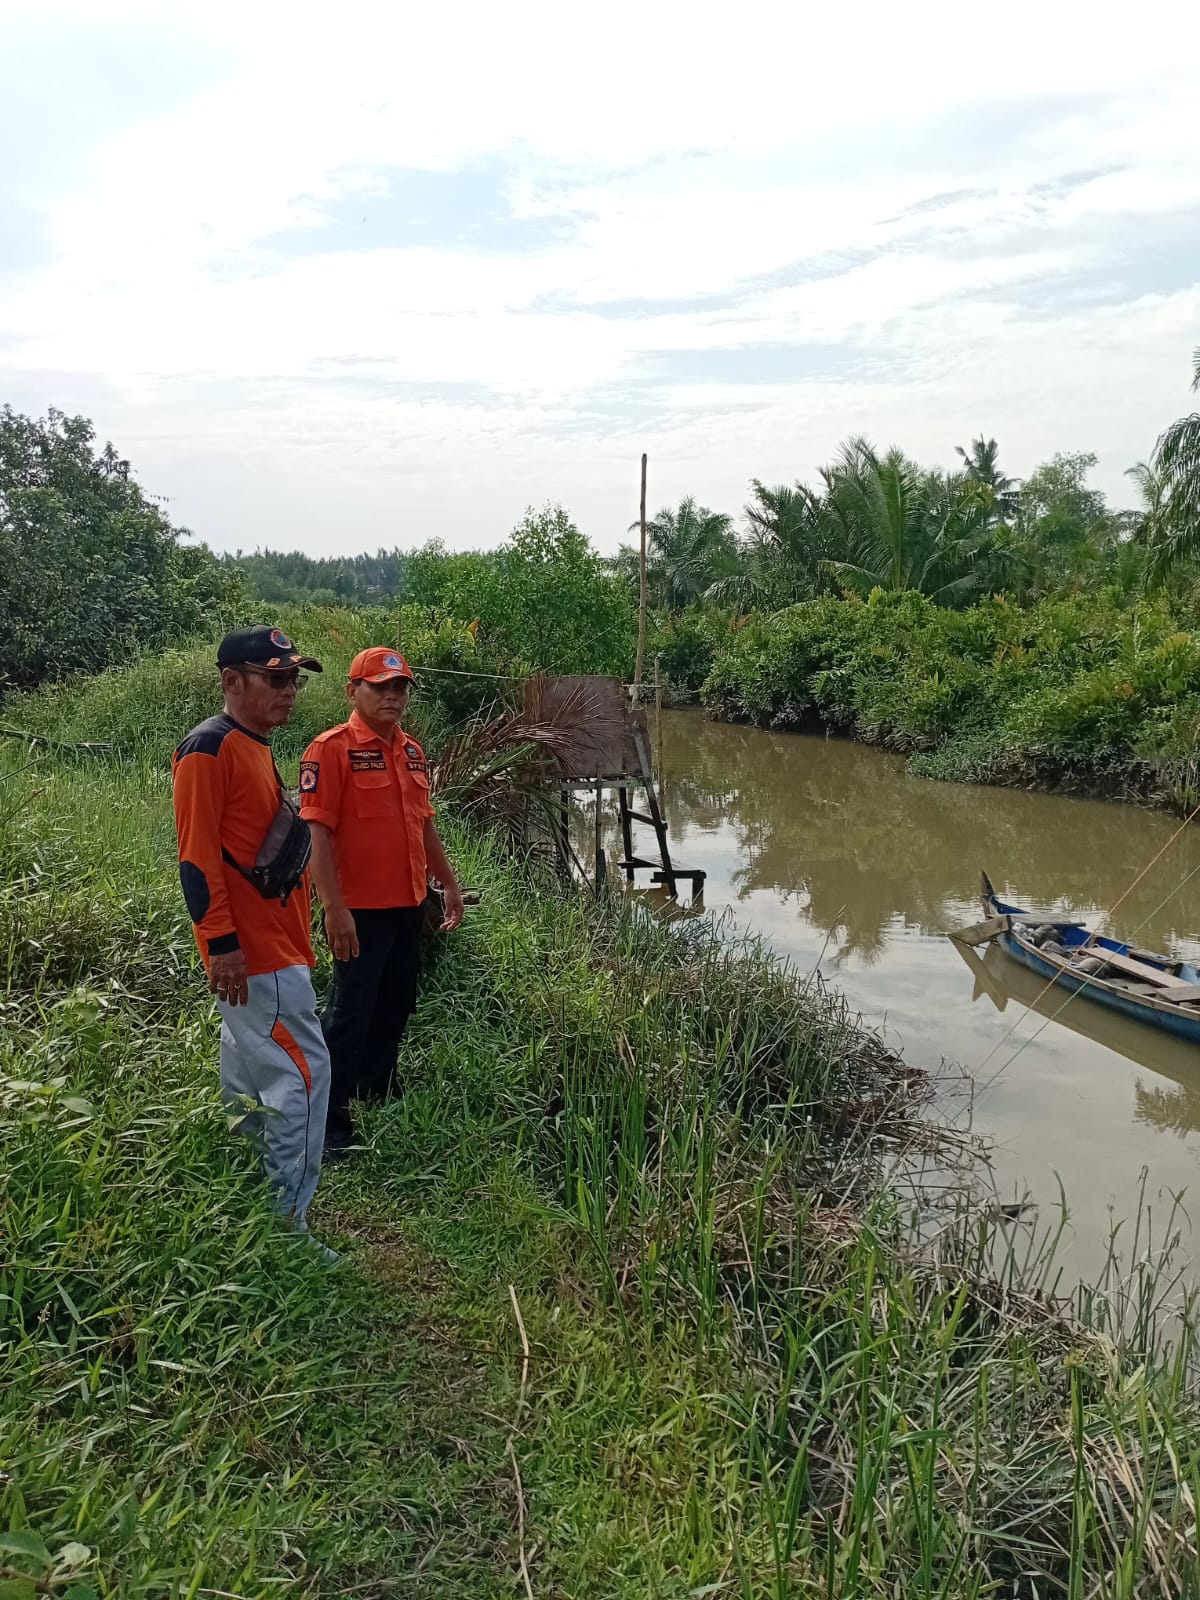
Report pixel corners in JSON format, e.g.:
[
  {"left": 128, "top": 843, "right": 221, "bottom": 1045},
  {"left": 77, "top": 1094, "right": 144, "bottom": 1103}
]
[
  {"left": 406, "top": 766, "right": 433, "bottom": 815},
  {"left": 351, "top": 768, "right": 401, "bottom": 820}
]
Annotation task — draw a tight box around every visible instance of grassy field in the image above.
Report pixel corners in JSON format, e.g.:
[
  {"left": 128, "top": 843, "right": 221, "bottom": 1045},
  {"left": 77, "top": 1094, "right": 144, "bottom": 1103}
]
[{"left": 3, "top": 649, "right": 1200, "bottom": 1597}]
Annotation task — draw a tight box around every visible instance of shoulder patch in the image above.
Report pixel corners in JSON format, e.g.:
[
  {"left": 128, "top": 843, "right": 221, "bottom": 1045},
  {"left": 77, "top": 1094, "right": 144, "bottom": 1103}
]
[
  {"left": 299, "top": 761, "right": 319, "bottom": 793},
  {"left": 174, "top": 714, "right": 236, "bottom": 762}
]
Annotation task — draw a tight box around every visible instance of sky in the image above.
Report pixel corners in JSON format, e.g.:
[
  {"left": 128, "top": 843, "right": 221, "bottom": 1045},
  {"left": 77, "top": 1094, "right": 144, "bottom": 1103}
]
[{"left": 2, "top": 0, "right": 1198, "bottom": 557}]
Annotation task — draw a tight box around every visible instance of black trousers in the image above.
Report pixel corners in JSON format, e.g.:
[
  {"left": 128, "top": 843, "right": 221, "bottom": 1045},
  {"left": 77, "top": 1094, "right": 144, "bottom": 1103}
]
[{"left": 321, "top": 905, "right": 424, "bottom": 1144}]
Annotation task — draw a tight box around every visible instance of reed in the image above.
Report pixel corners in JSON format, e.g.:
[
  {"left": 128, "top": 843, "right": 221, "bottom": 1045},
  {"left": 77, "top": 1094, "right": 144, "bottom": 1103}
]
[{"left": 2, "top": 727, "right": 1199, "bottom": 1597}]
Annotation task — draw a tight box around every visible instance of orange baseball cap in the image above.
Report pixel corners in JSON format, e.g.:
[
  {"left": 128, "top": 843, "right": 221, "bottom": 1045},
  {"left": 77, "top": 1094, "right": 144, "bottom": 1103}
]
[{"left": 349, "top": 646, "right": 415, "bottom": 684}]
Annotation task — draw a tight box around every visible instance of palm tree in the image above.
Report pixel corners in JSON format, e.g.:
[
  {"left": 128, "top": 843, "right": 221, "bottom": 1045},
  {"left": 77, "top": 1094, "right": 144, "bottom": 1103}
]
[
  {"left": 1125, "top": 460, "right": 1171, "bottom": 545},
  {"left": 954, "top": 436, "right": 1020, "bottom": 522},
  {"left": 713, "top": 479, "right": 837, "bottom": 608},
  {"left": 629, "top": 497, "right": 738, "bottom": 610},
  {"left": 1145, "top": 347, "right": 1200, "bottom": 585},
  {"left": 821, "top": 438, "right": 996, "bottom": 606}
]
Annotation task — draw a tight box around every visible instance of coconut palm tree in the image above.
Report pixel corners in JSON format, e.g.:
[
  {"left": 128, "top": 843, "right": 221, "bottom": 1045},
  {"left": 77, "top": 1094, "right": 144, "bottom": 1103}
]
[
  {"left": 954, "top": 436, "right": 1020, "bottom": 522},
  {"left": 700, "top": 478, "right": 840, "bottom": 608},
  {"left": 1145, "top": 348, "right": 1200, "bottom": 585},
  {"left": 821, "top": 438, "right": 997, "bottom": 606},
  {"left": 1125, "top": 460, "right": 1171, "bottom": 546},
  {"left": 627, "top": 497, "right": 739, "bottom": 610}
]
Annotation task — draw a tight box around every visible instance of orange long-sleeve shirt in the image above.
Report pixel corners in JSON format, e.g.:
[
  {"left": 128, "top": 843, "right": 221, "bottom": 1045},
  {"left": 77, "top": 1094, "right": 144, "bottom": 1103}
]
[
  {"left": 298, "top": 710, "right": 434, "bottom": 909},
  {"left": 172, "top": 713, "right": 314, "bottom": 976}
]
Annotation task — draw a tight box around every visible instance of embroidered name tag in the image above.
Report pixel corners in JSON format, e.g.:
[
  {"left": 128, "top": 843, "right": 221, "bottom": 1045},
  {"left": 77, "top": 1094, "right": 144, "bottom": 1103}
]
[{"left": 349, "top": 748, "right": 386, "bottom": 772}]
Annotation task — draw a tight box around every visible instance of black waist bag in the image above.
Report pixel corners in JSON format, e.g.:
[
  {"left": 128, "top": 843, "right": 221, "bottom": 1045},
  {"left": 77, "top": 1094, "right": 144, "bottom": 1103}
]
[{"left": 223, "top": 790, "right": 312, "bottom": 906}]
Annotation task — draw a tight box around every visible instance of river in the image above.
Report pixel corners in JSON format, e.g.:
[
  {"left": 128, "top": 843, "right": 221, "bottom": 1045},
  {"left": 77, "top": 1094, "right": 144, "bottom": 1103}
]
[{"left": 606, "top": 708, "right": 1200, "bottom": 1287}]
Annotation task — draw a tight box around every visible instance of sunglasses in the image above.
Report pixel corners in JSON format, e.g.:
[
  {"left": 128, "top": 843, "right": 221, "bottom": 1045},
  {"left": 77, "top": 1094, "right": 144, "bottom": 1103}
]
[{"left": 238, "top": 665, "right": 308, "bottom": 689}]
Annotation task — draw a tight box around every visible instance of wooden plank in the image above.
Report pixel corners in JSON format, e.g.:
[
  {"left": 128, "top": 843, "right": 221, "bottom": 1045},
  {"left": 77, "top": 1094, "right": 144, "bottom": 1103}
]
[
  {"left": 951, "top": 917, "right": 1007, "bottom": 947},
  {"left": 1149, "top": 982, "right": 1200, "bottom": 1003},
  {"left": 1003, "top": 912, "right": 1087, "bottom": 927},
  {"left": 1082, "top": 948, "right": 1191, "bottom": 989},
  {"left": 953, "top": 912, "right": 1085, "bottom": 947}
]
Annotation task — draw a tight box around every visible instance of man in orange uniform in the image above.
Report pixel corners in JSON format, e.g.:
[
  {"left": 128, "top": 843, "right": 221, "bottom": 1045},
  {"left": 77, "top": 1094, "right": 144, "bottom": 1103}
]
[
  {"left": 172, "top": 625, "right": 334, "bottom": 1244},
  {"left": 299, "top": 647, "right": 464, "bottom": 1156}
]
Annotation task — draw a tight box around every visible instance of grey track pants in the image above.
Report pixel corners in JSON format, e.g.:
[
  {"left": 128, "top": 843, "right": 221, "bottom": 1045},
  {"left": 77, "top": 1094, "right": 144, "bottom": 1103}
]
[{"left": 216, "top": 964, "right": 331, "bottom": 1225}]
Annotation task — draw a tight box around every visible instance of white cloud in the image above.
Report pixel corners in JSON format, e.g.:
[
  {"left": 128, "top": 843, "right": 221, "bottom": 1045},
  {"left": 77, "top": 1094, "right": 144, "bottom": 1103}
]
[{"left": 1, "top": 0, "right": 1198, "bottom": 553}]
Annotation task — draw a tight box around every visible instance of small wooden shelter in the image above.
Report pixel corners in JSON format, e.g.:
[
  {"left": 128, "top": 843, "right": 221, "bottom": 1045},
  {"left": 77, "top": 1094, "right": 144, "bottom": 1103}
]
[{"left": 522, "top": 674, "right": 705, "bottom": 900}]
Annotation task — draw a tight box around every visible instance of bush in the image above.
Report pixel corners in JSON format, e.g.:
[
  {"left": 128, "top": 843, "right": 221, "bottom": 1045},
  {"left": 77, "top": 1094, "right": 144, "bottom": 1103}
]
[
  {"left": 703, "top": 589, "right": 1200, "bottom": 807},
  {"left": 648, "top": 608, "right": 735, "bottom": 699},
  {"left": 6, "top": 605, "right": 512, "bottom": 772}
]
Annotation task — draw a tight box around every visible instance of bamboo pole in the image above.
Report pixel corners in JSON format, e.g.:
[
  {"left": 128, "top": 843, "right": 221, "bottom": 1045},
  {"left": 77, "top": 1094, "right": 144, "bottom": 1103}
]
[
  {"left": 633, "top": 452, "right": 648, "bottom": 705},
  {"left": 654, "top": 652, "right": 664, "bottom": 810}
]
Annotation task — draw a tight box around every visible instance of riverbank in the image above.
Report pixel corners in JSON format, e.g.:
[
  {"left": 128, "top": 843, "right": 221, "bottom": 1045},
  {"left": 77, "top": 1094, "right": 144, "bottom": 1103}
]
[
  {"left": 3, "top": 658, "right": 1200, "bottom": 1594},
  {"left": 694, "top": 590, "right": 1200, "bottom": 814}
]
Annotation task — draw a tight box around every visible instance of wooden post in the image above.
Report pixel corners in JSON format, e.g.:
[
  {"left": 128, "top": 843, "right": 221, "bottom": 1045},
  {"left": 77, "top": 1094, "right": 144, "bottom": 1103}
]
[
  {"left": 654, "top": 653, "right": 664, "bottom": 811},
  {"left": 633, "top": 452, "right": 648, "bottom": 705},
  {"left": 594, "top": 784, "right": 606, "bottom": 895}
]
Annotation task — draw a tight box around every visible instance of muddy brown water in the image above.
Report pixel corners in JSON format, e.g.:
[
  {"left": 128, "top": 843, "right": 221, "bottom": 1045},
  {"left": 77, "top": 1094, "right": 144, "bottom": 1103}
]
[{"left": 597, "top": 708, "right": 1200, "bottom": 1287}]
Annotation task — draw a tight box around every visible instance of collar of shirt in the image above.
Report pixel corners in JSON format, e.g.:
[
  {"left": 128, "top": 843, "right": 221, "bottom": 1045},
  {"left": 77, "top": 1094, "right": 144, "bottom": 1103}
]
[{"left": 347, "top": 708, "right": 399, "bottom": 749}]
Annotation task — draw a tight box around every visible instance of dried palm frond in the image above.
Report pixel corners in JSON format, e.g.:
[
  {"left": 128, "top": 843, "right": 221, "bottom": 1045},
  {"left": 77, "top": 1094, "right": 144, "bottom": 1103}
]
[{"left": 430, "top": 676, "right": 627, "bottom": 849}]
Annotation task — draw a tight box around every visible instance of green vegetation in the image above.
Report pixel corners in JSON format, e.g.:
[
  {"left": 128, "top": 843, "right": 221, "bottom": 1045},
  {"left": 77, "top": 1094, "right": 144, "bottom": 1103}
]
[
  {"left": 1144, "top": 347, "right": 1200, "bottom": 585},
  {"left": 0, "top": 408, "right": 240, "bottom": 688},
  {"left": 702, "top": 588, "right": 1200, "bottom": 807},
  {"left": 231, "top": 507, "right": 633, "bottom": 678},
  {"left": 8, "top": 348, "right": 1199, "bottom": 811},
  {"left": 4, "top": 644, "right": 1200, "bottom": 1596}
]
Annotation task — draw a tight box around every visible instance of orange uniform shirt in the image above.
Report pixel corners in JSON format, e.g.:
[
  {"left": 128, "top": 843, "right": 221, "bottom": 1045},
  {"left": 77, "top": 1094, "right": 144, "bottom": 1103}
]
[
  {"left": 172, "top": 714, "right": 315, "bottom": 976},
  {"left": 298, "top": 710, "right": 434, "bottom": 909}
]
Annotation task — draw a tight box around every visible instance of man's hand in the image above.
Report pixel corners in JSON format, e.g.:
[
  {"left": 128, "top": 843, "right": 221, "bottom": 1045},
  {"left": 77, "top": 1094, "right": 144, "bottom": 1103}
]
[
  {"left": 440, "top": 882, "right": 465, "bottom": 932},
  {"left": 325, "top": 905, "right": 361, "bottom": 961},
  {"left": 210, "top": 948, "right": 249, "bottom": 1007}
]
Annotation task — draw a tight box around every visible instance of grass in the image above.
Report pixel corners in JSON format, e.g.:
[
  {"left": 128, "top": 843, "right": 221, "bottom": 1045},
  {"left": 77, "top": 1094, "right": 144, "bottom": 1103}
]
[{"left": 3, "top": 695, "right": 1200, "bottom": 1596}]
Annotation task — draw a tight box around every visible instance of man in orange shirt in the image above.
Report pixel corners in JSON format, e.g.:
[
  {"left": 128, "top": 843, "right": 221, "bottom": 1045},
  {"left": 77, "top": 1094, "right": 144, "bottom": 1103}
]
[
  {"left": 299, "top": 647, "right": 464, "bottom": 1156},
  {"left": 173, "top": 625, "right": 334, "bottom": 1246}
]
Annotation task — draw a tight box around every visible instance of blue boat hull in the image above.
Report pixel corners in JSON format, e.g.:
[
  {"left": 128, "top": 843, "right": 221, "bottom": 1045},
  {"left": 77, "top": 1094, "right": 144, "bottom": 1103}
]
[{"left": 996, "top": 930, "right": 1200, "bottom": 1047}]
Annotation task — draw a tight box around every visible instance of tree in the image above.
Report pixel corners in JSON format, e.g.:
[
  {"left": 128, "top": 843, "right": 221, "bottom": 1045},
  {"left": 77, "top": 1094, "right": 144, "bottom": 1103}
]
[
  {"left": 820, "top": 438, "right": 997, "bottom": 606},
  {"left": 623, "top": 497, "right": 739, "bottom": 611},
  {"left": 1005, "top": 451, "right": 1123, "bottom": 595},
  {"left": 731, "top": 479, "right": 838, "bottom": 607},
  {"left": 0, "top": 407, "right": 241, "bottom": 686},
  {"left": 954, "top": 436, "right": 1020, "bottom": 522},
  {"left": 1143, "top": 348, "right": 1200, "bottom": 585},
  {"left": 493, "top": 505, "right": 634, "bottom": 676},
  {"left": 233, "top": 545, "right": 408, "bottom": 605},
  {"left": 1124, "top": 461, "right": 1171, "bottom": 559}
]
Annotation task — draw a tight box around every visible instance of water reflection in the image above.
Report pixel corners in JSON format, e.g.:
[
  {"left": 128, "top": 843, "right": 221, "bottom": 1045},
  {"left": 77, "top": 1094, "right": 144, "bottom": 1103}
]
[
  {"left": 952, "top": 938, "right": 1200, "bottom": 1138},
  {"left": 660, "top": 712, "right": 1200, "bottom": 964},
  {"left": 648, "top": 709, "right": 1200, "bottom": 1280}
]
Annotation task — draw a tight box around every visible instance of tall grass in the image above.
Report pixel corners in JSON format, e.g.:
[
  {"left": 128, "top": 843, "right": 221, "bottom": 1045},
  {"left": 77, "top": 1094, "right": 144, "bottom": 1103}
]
[{"left": 2, "top": 721, "right": 1199, "bottom": 1595}]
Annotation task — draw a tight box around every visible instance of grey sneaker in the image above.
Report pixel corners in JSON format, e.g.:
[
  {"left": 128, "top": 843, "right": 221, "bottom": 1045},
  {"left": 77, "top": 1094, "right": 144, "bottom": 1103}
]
[{"left": 286, "top": 1221, "right": 344, "bottom": 1266}]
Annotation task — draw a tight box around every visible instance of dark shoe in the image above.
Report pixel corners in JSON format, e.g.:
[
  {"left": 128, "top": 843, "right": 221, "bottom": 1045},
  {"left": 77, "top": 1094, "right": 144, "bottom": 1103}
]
[{"left": 323, "top": 1103, "right": 356, "bottom": 1158}]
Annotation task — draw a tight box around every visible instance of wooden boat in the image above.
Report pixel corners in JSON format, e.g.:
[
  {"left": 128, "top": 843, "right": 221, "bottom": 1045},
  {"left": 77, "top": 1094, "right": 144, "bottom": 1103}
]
[
  {"left": 950, "top": 935, "right": 1200, "bottom": 1088},
  {"left": 952, "top": 872, "right": 1200, "bottom": 1048}
]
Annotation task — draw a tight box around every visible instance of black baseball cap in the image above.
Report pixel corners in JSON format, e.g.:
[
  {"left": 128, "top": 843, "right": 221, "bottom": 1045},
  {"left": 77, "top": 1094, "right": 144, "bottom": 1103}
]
[{"left": 216, "top": 625, "right": 323, "bottom": 672}]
